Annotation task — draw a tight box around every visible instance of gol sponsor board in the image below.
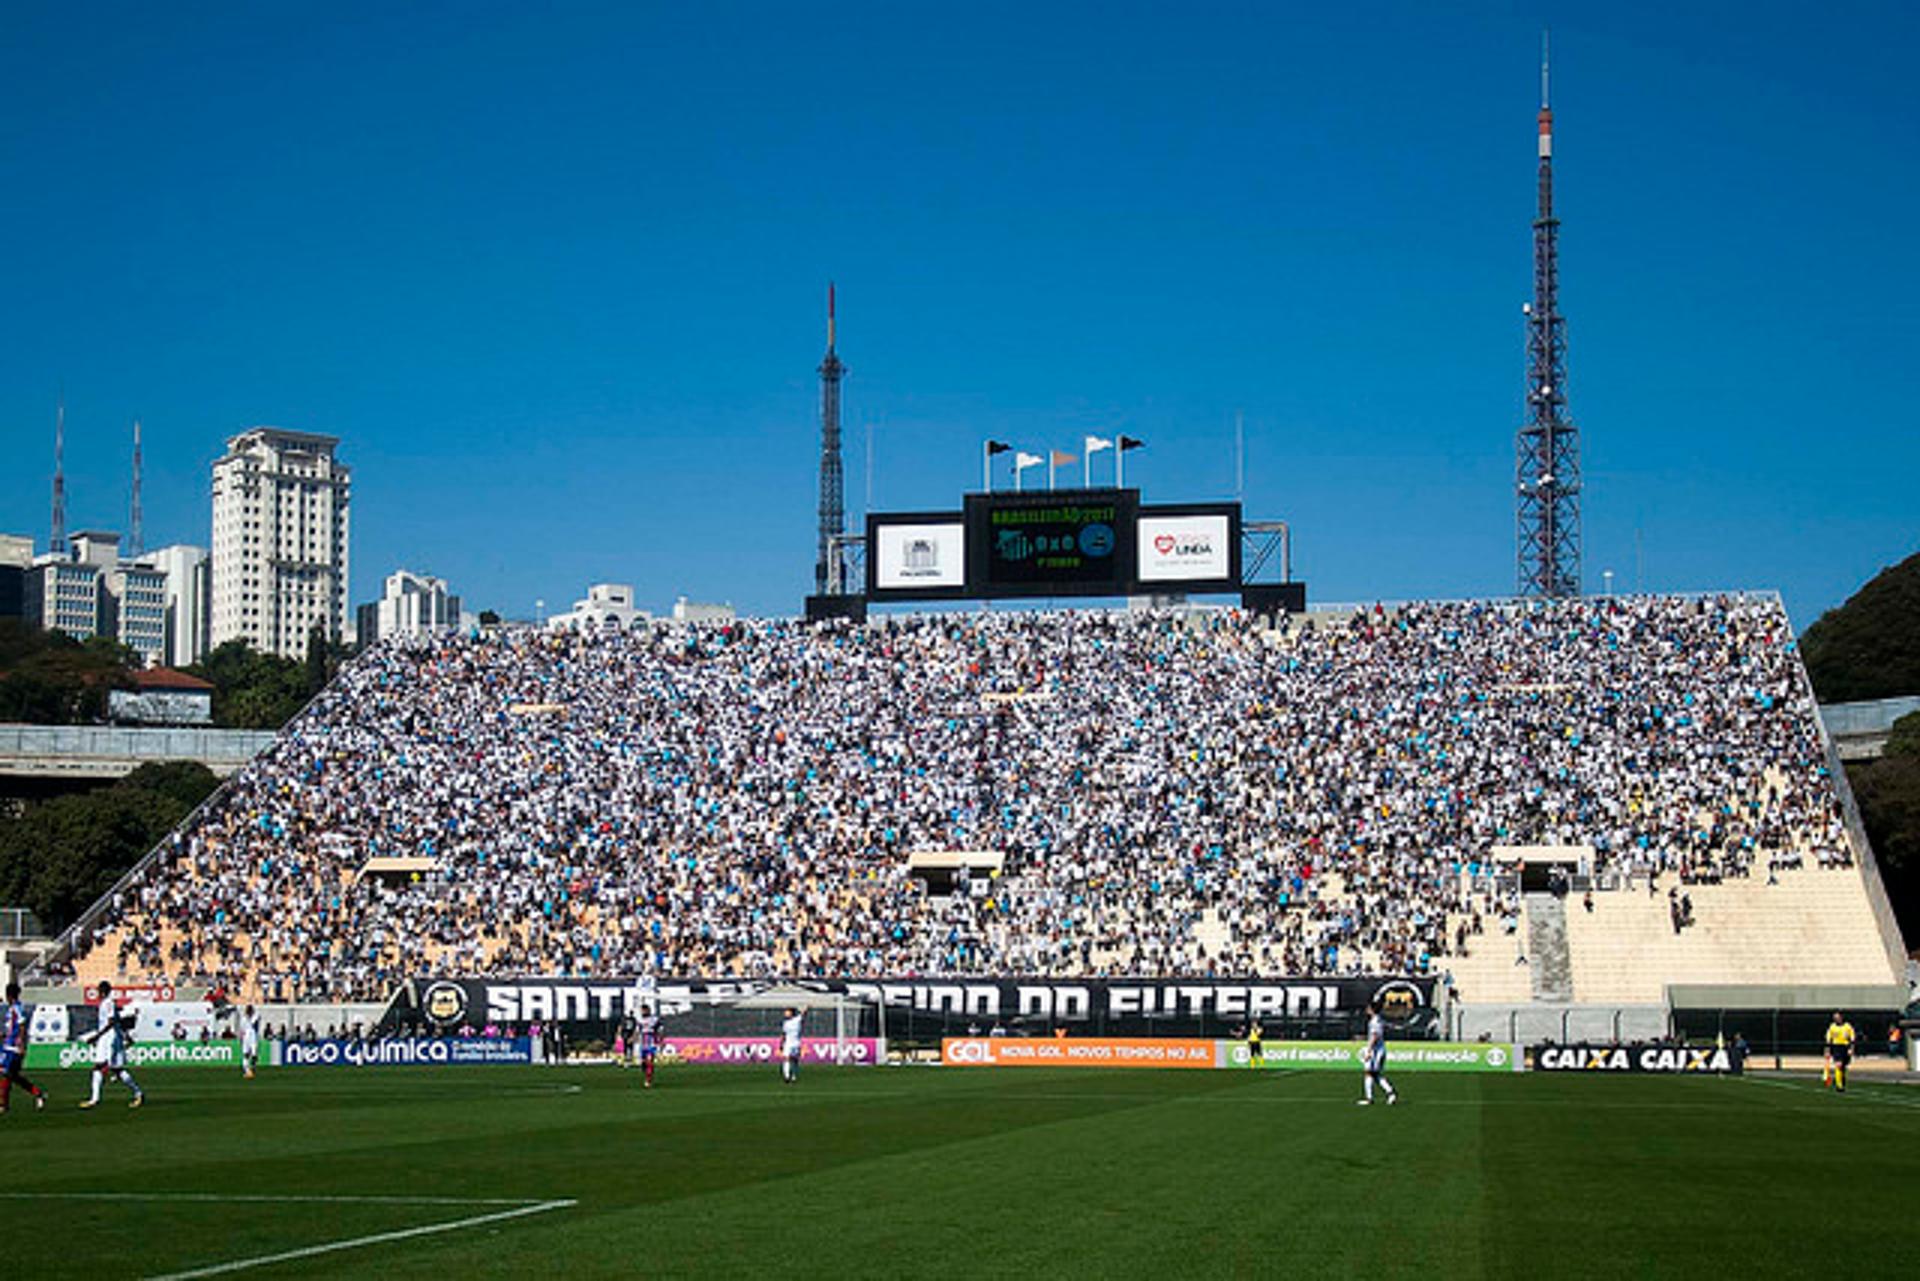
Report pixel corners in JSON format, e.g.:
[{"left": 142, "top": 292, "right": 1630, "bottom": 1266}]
[
  {"left": 1227, "top": 1040, "right": 1520, "bottom": 1073},
  {"left": 26, "top": 1039, "right": 241, "bottom": 1071},
  {"left": 942, "top": 1037, "right": 1218, "bottom": 1068}
]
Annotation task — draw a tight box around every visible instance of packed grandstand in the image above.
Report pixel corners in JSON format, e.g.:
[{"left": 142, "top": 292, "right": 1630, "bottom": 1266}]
[{"left": 49, "top": 593, "right": 1902, "bottom": 1007}]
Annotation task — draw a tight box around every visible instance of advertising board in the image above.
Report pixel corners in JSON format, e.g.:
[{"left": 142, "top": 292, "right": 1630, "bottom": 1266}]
[
  {"left": 277, "top": 1036, "right": 534, "bottom": 1068},
  {"left": 872, "top": 521, "right": 966, "bottom": 590},
  {"left": 411, "top": 976, "right": 1438, "bottom": 1039},
  {"left": 664, "top": 1037, "right": 883, "bottom": 1066},
  {"left": 1136, "top": 513, "right": 1233, "bottom": 584},
  {"left": 1225, "top": 1040, "right": 1520, "bottom": 1072},
  {"left": 1530, "top": 1043, "right": 1743, "bottom": 1074},
  {"left": 942, "top": 1037, "right": 1218, "bottom": 1068},
  {"left": 26, "top": 1039, "right": 241, "bottom": 1071}
]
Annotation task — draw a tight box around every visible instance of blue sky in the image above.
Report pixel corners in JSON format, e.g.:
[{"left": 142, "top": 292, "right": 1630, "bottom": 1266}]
[{"left": 0, "top": 2, "right": 1913, "bottom": 628}]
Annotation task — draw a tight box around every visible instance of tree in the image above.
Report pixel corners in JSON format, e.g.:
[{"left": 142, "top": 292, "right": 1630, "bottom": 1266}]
[
  {"left": 1802, "top": 551, "right": 1920, "bottom": 703},
  {"left": 0, "top": 765, "right": 212, "bottom": 933},
  {"left": 478, "top": 609, "right": 501, "bottom": 627},
  {"left": 0, "top": 618, "right": 133, "bottom": 724},
  {"left": 306, "top": 625, "right": 329, "bottom": 696},
  {"left": 1884, "top": 710, "right": 1920, "bottom": 760},
  {"left": 187, "top": 640, "right": 309, "bottom": 729}
]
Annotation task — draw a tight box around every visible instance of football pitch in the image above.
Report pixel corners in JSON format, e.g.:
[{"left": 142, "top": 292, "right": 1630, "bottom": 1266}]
[{"left": 4, "top": 1063, "right": 1914, "bottom": 1278}]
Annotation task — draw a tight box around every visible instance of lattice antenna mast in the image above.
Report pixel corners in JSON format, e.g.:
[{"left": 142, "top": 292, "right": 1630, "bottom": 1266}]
[
  {"left": 1516, "top": 32, "right": 1582, "bottom": 597},
  {"left": 814, "top": 283, "right": 846, "bottom": 595},
  {"left": 129, "top": 419, "right": 144, "bottom": 558},
  {"left": 50, "top": 398, "right": 68, "bottom": 555}
]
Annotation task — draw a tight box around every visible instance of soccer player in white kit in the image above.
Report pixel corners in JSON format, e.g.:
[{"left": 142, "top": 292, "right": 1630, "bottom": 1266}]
[
  {"left": 779, "top": 1007, "right": 803, "bottom": 1084},
  {"left": 80, "top": 981, "right": 144, "bottom": 1110},
  {"left": 240, "top": 1004, "right": 261, "bottom": 1080},
  {"left": 1356, "top": 1000, "right": 1397, "bottom": 1106}
]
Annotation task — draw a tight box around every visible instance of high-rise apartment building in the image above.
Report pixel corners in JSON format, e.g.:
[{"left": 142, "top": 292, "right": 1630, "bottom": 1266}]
[
  {"left": 210, "top": 428, "right": 351, "bottom": 659},
  {"left": 149, "top": 544, "right": 211, "bottom": 667}
]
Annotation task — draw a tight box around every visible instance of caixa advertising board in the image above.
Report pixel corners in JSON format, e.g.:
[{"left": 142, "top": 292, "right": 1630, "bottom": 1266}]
[{"left": 1531, "top": 1043, "right": 1744, "bottom": 1074}]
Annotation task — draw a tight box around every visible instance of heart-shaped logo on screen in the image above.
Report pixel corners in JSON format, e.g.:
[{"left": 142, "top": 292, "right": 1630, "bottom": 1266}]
[{"left": 1154, "top": 535, "right": 1175, "bottom": 554}]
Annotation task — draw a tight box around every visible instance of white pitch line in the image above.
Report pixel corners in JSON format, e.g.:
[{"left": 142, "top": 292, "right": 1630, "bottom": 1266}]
[
  {"left": 141, "top": 1198, "right": 577, "bottom": 1281},
  {"left": 0, "top": 1192, "right": 548, "bottom": 1207}
]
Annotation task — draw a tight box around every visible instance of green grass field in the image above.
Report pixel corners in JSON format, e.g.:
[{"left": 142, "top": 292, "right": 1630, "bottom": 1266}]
[{"left": 3, "top": 1062, "right": 1914, "bottom": 1278}]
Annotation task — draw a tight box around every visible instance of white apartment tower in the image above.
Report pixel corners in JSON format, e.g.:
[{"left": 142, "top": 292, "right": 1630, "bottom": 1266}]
[{"left": 211, "top": 428, "right": 351, "bottom": 659}]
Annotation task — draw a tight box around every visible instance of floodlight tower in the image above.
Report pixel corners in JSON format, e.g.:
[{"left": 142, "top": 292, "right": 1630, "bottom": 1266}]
[
  {"left": 1516, "top": 36, "right": 1582, "bottom": 598},
  {"left": 814, "top": 284, "right": 846, "bottom": 595}
]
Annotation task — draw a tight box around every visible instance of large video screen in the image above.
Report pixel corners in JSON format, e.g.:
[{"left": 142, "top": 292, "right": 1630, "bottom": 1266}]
[{"left": 967, "top": 492, "right": 1136, "bottom": 594}]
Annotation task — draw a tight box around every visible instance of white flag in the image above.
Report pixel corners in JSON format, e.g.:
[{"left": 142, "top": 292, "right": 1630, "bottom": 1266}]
[
  {"left": 1085, "top": 435, "right": 1113, "bottom": 454},
  {"left": 1014, "top": 452, "right": 1043, "bottom": 470}
]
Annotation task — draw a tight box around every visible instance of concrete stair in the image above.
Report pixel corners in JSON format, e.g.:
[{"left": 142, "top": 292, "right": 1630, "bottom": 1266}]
[{"left": 1524, "top": 892, "right": 1573, "bottom": 1002}]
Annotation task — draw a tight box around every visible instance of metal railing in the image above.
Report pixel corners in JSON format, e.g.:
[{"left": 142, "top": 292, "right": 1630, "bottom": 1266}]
[{"left": 0, "top": 724, "right": 278, "bottom": 766}]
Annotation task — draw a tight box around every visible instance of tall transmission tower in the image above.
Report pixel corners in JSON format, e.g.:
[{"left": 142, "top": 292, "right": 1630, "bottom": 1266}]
[
  {"left": 814, "top": 283, "right": 846, "bottom": 595},
  {"left": 50, "top": 399, "right": 68, "bottom": 555},
  {"left": 129, "top": 419, "right": 145, "bottom": 558},
  {"left": 1516, "top": 35, "right": 1582, "bottom": 598}
]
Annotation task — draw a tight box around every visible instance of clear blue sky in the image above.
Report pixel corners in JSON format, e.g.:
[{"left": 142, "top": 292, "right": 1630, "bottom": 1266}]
[{"left": 1, "top": 2, "right": 1914, "bottom": 628}]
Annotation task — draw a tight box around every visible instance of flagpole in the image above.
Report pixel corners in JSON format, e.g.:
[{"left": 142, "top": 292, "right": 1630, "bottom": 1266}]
[
  {"left": 1084, "top": 449, "right": 1090, "bottom": 488},
  {"left": 1049, "top": 453, "right": 1056, "bottom": 491},
  {"left": 983, "top": 440, "right": 990, "bottom": 492}
]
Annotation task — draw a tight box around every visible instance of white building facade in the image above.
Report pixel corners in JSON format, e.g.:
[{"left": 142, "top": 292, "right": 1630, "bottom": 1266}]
[
  {"left": 547, "top": 583, "right": 649, "bottom": 633},
  {"left": 359, "top": 569, "right": 461, "bottom": 644},
  {"left": 211, "top": 428, "right": 351, "bottom": 659},
  {"left": 149, "top": 544, "right": 211, "bottom": 668}
]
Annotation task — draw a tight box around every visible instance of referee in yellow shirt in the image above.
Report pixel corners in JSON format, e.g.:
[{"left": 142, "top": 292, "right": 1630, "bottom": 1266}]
[{"left": 1824, "top": 1011, "right": 1857, "bottom": 1093}]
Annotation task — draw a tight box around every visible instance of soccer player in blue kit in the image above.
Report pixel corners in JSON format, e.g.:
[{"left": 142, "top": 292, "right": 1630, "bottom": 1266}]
[
  {"left": 1357, "top": 999, "right": 1398, "bottom": 1106},
  {"left": 1, "top": 982, "right": 48, "bottom": 1113}
]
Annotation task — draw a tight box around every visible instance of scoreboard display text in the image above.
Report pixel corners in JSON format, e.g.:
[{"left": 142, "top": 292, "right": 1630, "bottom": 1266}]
[{"left": 967, "top": 491, "right": 1138, "bottom": 594}]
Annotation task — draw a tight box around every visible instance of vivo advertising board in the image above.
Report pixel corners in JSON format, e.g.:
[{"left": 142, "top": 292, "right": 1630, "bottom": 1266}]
[
  {"left": 873, "top": 521, "right": 966, "bottom": 590},
  {"left": 1136, "top": 513, "right": 1234, "bottom": 584}
]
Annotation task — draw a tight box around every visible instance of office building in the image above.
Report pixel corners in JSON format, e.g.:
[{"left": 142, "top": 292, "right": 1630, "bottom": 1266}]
[{"left": 357, "top": 569, "right": 462, "bottom": 645}]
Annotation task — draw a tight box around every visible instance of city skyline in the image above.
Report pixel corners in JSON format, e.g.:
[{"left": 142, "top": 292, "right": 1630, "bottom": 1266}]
[{"left": 1, "top": 3, "right": 1915, "bottom": 629}]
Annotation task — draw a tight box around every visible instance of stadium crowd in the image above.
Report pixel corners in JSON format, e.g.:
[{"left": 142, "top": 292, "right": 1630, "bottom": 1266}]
[{"left": 62, "top": 594, "right": 1854, "bottom": 1001}]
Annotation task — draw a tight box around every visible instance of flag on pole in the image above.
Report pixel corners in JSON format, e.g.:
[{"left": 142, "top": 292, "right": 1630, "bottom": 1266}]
[
  {"left": 1049, "top": 450, "right": 1076, "bottom": 491},
  {"left": 984, "top": 440, "right": 1012, "bottom": 491},
  {"left": 1083, "top": 436, "right": 1113, "bottom": 486},
  {"left": 1013, "top": 451, "right": 1043, "bottom": 491},
  {"left": 1116, "top": 435, "right": 1144, "bottom": 486}
]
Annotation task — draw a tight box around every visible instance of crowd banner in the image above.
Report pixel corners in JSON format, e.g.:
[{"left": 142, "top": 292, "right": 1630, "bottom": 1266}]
[
  {"left": 26, "top": 1039, "right": 240, "bottom": 1071},
  {"left": 1531, "top": 1043, "right": 1744, "bottom": 1074},
  {"left": 1226, "top": 1040, "right": 1520, "bottom": 1072},
  {"left": 275, "top": 1036, "right": 535, "bottom": 1068},
  {"left": 404, "top": 975, "right": 1439, "bottom": 1038},
  {"left": 941, "top": 1038, "right": 1219, "bottom": 1068},
  {"left": 664, "top": 1037, "right": 884, "bottom": 1066}
]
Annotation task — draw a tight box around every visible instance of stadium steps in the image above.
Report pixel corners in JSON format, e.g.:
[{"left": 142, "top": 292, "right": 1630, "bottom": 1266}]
[
  {"left": 1564, "top": 868, "right": 1897, "bottom": 1004},
  {"left": 1438, "top": 913, "right": 1532, "bottom": 1004},
  {"left": 1523, "top": 892, "right": 1573, "bottom": 1002}
]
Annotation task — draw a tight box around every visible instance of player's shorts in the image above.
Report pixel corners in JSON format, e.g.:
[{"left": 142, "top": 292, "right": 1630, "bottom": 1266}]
[
  {"left": 0, "top": 1049, "right": 20, "bottom": 1076},
  {"left": 1829, "top": 1044, "right": 1852, "bottom": 1066},
  {"left": 1364, "top": 1044, "right": 1387, "bottom": 1073},
  {"left": 639, "top": 1044, "right": 656, "bottom": 1061}
]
